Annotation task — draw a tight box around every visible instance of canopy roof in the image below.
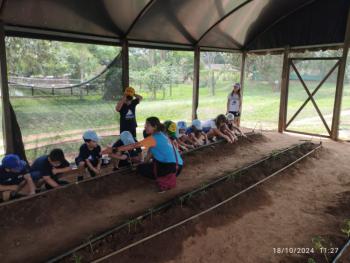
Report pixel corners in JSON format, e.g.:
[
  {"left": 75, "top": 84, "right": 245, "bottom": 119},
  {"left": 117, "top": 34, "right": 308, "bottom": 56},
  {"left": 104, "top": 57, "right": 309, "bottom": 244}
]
[{"left": 0, "top": 0, "right": 349, "bottom": 51}]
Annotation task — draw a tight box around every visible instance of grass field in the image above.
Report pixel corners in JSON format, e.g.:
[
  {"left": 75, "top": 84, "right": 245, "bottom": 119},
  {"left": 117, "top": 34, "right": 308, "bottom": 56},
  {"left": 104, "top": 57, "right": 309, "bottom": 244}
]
[{"left": 1, "top": 79, "right": 349, "bottom": 161}]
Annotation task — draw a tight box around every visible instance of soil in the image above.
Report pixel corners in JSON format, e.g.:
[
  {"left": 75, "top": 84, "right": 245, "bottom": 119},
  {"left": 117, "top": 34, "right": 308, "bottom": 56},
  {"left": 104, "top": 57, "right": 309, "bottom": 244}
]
[
  {"left": 2, "top": 131, "right": 346, "bottom": 263},
  {"left": 57, "top": 143, "right": 317, "bottom": 262}
]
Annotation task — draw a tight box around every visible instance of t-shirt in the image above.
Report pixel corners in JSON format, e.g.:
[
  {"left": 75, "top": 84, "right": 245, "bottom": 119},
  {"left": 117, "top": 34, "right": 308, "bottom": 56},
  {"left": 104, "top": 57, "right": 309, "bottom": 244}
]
[
  {"left": 30, "top": 155, "right": 70, "bottom": 178},
  {"left": 138, "top": 132, "right": 183, "bottom": 166},
  {"left": 202, "top": 119, "right": 217, "bottom": 129},
  {"left": 113, "top": 139, "right": 142, "bottom": 167},
  {"left": 76, "top": 144, "right": 102, "bottom": 163},
  {"left": 119, "top": 99, "right": 139, "bottom": 132},
  {"left": 0, "top": 163, "right": 30, "bottom": 185},
  {"left": 228, "top": 93, "right": 240, "bottom": 112}
]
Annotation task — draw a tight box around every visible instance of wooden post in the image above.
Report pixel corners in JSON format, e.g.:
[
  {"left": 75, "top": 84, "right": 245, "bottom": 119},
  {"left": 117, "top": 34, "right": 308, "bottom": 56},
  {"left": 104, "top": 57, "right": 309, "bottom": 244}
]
[
  {"left": 0, "top": 22, "right": 15, "bottom": 153},
  {"left": 192, "top": 46, "right": 200, "bottom": 120},
  {"left": 238, "top": 51, "right": 246, "bottom": 126},
  {"left": 278, "top": 48, "right": 290, "bottom": 133},
  {"left": 331, "top": 8, "right": 350, "bottom": 140},
  {"left": 122, "top": 39, "right": 129, "bottom": 89}
]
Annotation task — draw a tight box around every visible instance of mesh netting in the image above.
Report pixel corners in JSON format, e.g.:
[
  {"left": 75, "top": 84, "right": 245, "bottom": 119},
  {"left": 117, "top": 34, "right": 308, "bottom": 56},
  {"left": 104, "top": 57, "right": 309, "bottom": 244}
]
[{"left": 8, "top": 53, "right": 123, "bottom": 163}]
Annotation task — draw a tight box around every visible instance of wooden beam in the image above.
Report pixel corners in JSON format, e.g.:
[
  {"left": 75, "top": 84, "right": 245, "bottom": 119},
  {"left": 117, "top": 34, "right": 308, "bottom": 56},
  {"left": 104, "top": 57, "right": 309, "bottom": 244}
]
[
  {"left": 290, "top": 61, "right": 331, "bottom": 135},
  {"left": 192, "top": 46, "right": 200, "bottom": 120},
  {"left": 286, "top": 60, "right": 340, "bottom": 128},
  {"left": 0, "top": 22, "right": 14, "bottom": 153},
  {"left": 331, "top": 7, "right": 350, "bottom": 140},
  {"left": 278, "top": 48, "right": 290, "bottom": 132},
  {"left": 121, "top": 39, "right": 129, "bottom": 89},
  {"left": 238, "top": 51, "right": 246, "bottom": 126}
]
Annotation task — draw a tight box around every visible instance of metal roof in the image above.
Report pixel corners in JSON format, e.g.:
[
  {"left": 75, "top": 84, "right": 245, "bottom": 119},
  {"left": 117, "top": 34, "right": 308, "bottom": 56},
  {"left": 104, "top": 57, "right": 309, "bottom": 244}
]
[{"left": 0, "top": 0, "right": 349, "bottom": 51}]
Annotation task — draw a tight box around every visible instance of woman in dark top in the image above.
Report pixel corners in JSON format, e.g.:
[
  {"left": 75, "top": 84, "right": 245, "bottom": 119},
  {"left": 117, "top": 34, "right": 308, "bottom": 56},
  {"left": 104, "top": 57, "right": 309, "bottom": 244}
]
[{"left": 116, "top": 87, "right": 143, "bottom": 138}]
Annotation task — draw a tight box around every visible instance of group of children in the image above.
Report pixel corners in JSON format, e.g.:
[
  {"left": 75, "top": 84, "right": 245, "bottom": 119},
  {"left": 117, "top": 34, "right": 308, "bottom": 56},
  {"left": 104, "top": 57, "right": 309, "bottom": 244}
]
[{"left": 0, "top": 84, "right": 246, "bottom": 199}]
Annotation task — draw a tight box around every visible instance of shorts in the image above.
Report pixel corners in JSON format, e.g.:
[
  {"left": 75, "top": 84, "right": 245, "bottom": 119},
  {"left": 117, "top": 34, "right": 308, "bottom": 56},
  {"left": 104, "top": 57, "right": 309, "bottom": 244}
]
[
  {"left": 229, "top": 111, "right": 240, "bottom": 117},
  {"left": 137, "top": 160, "right": 183, "bottom": 178}
]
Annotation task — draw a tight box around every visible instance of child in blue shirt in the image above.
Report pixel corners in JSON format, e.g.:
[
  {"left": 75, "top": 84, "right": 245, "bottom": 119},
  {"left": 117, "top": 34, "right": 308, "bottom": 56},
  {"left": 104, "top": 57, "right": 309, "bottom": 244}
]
[
  {"left": 0, "top": 154, "right": 36, "bottom": 200},
  {"left": 75, "top": 130, "right": 102, "bottom": 181},
  {"left": 30, "top": 148, "right": 71, "bottom": 190}
]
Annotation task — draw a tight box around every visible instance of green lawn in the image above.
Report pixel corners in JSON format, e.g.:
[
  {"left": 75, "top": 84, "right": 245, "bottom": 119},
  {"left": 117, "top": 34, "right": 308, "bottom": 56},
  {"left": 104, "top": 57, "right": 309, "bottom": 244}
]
[{"left": 1, "top": 79, "right": 349, "bottom": 161}]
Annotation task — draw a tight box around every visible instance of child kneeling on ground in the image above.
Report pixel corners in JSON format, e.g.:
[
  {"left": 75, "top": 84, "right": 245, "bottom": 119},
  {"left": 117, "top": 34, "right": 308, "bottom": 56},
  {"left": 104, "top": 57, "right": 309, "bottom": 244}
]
[
  {"left": 203, "top": 114, "right": 236, "bottom": 143},
  {"left": 75, "top": 130, "right": 102, "bottom": 181},
  {"left": 177, "top": 121, "right": 197, "bottom": 148},
  {"left": 0, "top": 154, "right": 36, "bottom": 201},
  {"left": 187, "top": 119, "right": 209, "bottom": 146},
  {"left": 164, "top": 120, "right": 193, "bottom": 153},
  {"left": 30, "top": 149, "right": 71, "bottom": 190},
  {"left": 117, "top": 117, "right": 183, "bottom": 192},
  {"left": 105, "top": 131, "right": 143, "bottom": 170},
  {"left": 226, "top": 113, "right": 247, "bottom": 138}
]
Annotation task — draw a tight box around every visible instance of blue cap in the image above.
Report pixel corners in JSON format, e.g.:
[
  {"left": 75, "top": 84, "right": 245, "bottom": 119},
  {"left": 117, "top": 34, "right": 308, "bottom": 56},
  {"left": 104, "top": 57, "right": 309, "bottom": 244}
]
[
  {"left": 2, "top": 154, "right": 26, "bottom": 172},
  {"left": 177, "top": 121, "right": 187, "bottom": 130},
  {"left": 120, "top": 131, "right": 135, "bottom": 145},
  {"left": 83, "top": 130, "right": 100, "bottom": 142},
  {"left": 192, "top": 119, "right": 202, "bottom": 131}
]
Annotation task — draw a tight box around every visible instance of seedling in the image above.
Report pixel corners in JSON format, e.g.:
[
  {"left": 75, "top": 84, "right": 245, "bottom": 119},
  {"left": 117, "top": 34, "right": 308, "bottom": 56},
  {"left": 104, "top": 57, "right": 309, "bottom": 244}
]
[
  {"left": 341, "top": 219, "right": 350, "bottom": 238},
  {"left": 312, "top": 236, "right": 329, "bottom": 262},
  {"left": 307, "top": 258, "right": 316, "bottom": 263},
  {"left": 72, "top": 253, "right": 82, "bottom": 263}
]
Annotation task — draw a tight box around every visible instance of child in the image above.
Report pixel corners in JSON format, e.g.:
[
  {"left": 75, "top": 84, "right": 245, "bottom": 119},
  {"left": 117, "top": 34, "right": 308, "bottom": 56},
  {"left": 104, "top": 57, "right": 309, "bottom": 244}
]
[
  {"left": 117, "top": 117, "right": 183, "bottom": 192},
  {"left": 0, "top": 154, "right": 36, "bottom": 200},
  {"left": 164, "top": 121, "right": 191, "bottom": 152},
  {"left": 75, "top": 130, "right": 102, "bottom": 181},
  {"left": 108, "top": 131, "right": 143, "bottom": 170},
  {"left": 226, "top": 113, "right": 247, "bottom": 138},
  {"left": 227, "top": 82, "right": 242, "bottom": 126},
  {"left": 187, "top": 119, "right": 209, "bottom": 146},
  {"left": 115, "top": 87, "right": 143, "bottom": 138},
  {"left": 203, "top": 114, "right": 236, "bottom": 143},
  {"left": 176, "top": 121, "right": 196, "bottom": 149},
  {"left": 30, "top": 149, "right": 71, "bottom": 190}
]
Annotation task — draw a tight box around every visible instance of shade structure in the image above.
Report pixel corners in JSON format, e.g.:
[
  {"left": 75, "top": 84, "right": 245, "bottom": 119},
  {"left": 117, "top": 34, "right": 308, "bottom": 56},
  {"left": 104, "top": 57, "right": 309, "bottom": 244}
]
[{"left": 0, "top": 0, "right": 349, "bottom": 50}]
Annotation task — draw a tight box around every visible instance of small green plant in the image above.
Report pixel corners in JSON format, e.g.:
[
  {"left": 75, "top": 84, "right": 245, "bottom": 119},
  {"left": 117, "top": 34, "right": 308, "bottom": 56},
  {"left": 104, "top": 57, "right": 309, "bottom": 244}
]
[
  {"left": 312, "top": 236, "right": 329, "bottom": 263},
  {"left": 307, "top": 258, "right": 316, "bottom": 263},
  {"left": 341, "top": 219, "right": 350, "bottom": 238},
  {"left": 72, "top": 253, "right": 82, "bottom": 263}
]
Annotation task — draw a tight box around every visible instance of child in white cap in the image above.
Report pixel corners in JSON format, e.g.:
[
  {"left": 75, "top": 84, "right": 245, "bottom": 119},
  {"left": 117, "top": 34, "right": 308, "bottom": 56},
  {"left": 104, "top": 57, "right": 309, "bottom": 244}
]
[
  {"left": 227, "top": 82, "right": 242, "bottom": 126},
  {"left": 106, "top": 131, "right": 143, "bottom": 170},
  {"left": 187, "top": 119, "right": 208, "bottom": 146},
  {"left": 75, "top": 130, "right": 102, "bottom": 181},
  {"left": 226, "top": 113, "right": 247, "bottom": 138}
]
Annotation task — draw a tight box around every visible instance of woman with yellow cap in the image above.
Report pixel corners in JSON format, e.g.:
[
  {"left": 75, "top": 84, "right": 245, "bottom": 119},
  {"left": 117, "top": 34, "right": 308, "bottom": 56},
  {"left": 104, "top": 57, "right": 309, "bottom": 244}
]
[{"left": 115, "top": 87, "right": 143, "bottom": 138}]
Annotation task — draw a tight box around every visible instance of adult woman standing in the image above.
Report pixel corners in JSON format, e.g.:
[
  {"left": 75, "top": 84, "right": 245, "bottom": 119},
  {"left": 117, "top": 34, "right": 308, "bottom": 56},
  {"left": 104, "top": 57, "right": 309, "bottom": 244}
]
[{"left": 227, "top": 82, "right": 242, "bottom": 126}]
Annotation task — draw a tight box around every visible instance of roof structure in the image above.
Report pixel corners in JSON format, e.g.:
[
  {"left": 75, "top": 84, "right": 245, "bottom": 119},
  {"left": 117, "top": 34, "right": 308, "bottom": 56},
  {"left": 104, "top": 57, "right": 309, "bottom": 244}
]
[{"left": 1, "top": 0, "right": 349, "bottom": 51}]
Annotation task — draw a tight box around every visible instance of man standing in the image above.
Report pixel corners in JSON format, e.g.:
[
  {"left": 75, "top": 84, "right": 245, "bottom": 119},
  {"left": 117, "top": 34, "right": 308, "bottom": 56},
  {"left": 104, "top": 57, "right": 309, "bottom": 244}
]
[{"left": 116, "top": 87, "right": 143, "bottom": 138}]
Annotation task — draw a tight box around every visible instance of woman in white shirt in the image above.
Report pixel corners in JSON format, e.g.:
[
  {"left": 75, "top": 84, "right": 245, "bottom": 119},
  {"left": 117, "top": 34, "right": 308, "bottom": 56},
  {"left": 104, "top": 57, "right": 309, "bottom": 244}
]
[{"left": 227, "top": 83, "right": 242, "bottom": 126}]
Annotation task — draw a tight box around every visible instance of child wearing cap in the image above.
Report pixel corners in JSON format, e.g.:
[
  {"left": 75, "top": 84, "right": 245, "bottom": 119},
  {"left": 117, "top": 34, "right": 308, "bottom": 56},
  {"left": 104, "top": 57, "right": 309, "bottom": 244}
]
[
  {"left": 105, "top": 131, "right": 143, "bottom": 170},
  {"left": 0, "top": 154, "right": 36, "bottom": 200},
  {"left": 187, "top": 119, "right": 209, "bottom": 146},
  {"left": 226, "top": 113, "right": 247, "bottom": 138},
  {"left": 227, "top": 82, "right": 242, "bottom": 126},
  {"left": 117, "top": 117, "right": 183, "bottom": 192},
  {"left": 176, "top": 121, "right": 196, "bottom": 149},
  {"left": 116, "top": 87, "right": 143, "bottom": 138},
  {"left": 30, "top": 149, "right": 71, "bottom": 190},
  {"left": 203, "top": 114, "right": 236, "bottom": 143},
  {"left": 75, "top": 130, "right": 102, "bottom": 181},
  {"left": 164, "top": 120, "right": 191, "bottom": 153}
]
